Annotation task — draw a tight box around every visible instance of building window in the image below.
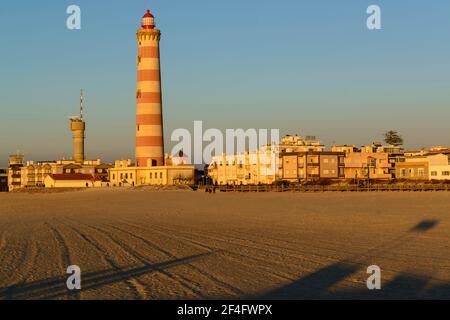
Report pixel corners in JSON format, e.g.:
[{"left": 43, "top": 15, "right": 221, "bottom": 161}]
[
  {"left": 442, "top": 171, "right": 450, "bottom": 176},
  {"left": 120, "top": 173, "right": 123, "bottom": 179},
  {"left": 130, "top": 173, "right": 133, "bottom": 179},
  {"left": 150, "top": 172, "right": 153, "bottom": 179},
  {"left": 112, "top": 174, "right": 115, "bottom": 180},
  {"left": 431, "top": 171, "right": 438, "bottom": 177},
  {"left": 125, "top": 173, "right": 128, "bottom": 179},
  {"left": 160, "top": 172, "right": 163, "bottom": 179}
]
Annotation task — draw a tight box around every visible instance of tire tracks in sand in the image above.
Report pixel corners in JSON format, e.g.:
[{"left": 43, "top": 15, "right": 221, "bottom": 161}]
[
  {"left": 65, "top": 218, "right": 210, "bottom": 299},
  {"left": 44, "top": 220, "right": 81, "bottom": 300},
  {"left": 62, "top": 220, "right": 146, "bottom": 299},
  {"left": 105, "top": 223, "right": 245, "bottom": 297},
  {"left": 0, "top": 225, "right": 39, "bottom": 300}
]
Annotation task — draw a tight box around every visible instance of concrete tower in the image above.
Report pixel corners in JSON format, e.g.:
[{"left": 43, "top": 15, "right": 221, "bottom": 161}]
[
  {"left": 70, "top": 90, "right": 85, "bottom": 164},
  {"left": 136, "top": 9, "right": 164, "bottom": 167}
]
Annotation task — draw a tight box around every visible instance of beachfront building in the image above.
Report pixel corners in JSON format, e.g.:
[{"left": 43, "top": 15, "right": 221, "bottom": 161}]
[
  {"left": 279, "top": 135, "right": 325, "bottom": 153},
  {"left": 109, "top": 158, "right": 195, "bottom": 187},
  {"left": 344, "top": 152, "right": 392, "bottom": 181},
  {"left": 280, "top": 151, "right": 345, "bottom": 182},
  {"left": 208, "top": 145, "right": 278, "bottom": 185},
  {"left": 0, "top": 168, "right": 8, "bottom": 192},
  {"left": 7, "top": 153, "right": 24, "bottom": 191},
  {"left": 44, "top": 174, "right": 103, "bottom": 188},
  {"left": 331, "top": 145, "right": 359, "bottom": 154},
  {"left": 396, "top": 154, "right": 450, "bottom": 181},
  {"left": 18, "top": 159, "right": 112, "bottom": 188}
]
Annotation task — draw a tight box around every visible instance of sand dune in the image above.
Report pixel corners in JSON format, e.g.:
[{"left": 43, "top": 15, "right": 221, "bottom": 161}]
[{"left": 0, "top": 189, "right": 449, "bottom": 300}]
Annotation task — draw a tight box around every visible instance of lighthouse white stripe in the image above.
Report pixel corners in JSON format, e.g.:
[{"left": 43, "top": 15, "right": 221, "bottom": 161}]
[
  {"left": 138, "top": 81, "right": 161, "bottom": 93},
  {"left": 139, "top": 58, "right": 160, "bottom": 70},
  {"left": 136, "top": 125, "right": 163, "bottom": 137},
  {"left": 136, "top": 103, "right": 162, "bottom": 115},
  {"left": 136, "top": 146, "right": 164, "bottom": 157}
]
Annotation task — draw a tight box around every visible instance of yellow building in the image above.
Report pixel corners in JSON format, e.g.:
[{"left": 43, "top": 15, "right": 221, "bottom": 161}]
[
  {"left": 396, "top": 154, "right": 450, "bottom": 181},
  {"left": 331, "top": 145, "right": 358, "bottom": 153},
  {"left": 279, "top": 135, "right": 325, "bottom": 153},
  {"left": 18, "top": 159, "right": 112, "bottom": 188},
  {"left": 344, "top": 152, "right": 392, "bottom": 180},
  {"left": 108, "top": 159, "right": 195, "bottom": 187},
  {"left": 7, "top": 153, "right": 24, "bottom": 191},
  {"left": 208, "top": 145, "right": 278, "bottom": 185}
]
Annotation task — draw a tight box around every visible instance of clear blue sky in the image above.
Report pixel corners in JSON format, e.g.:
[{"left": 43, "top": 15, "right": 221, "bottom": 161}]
[{"left": 1, "top": 0, "right": 449, "bottom": 165}]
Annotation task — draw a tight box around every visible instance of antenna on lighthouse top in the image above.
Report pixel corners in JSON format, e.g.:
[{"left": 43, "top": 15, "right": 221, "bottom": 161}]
[{"left": 80, "top": 89, "right": 84, "bottom": 120}]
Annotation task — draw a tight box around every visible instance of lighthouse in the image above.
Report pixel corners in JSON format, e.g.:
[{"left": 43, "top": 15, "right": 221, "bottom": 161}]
[
  {"left": 108, "top": 9, "right": 196, "bottom": 187},
  {"left": 136, "top": 9, "right": 164, "bottom": 167}
]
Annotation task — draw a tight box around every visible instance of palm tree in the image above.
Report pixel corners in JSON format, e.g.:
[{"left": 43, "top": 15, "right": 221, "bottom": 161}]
[{"left": 383, "top": 130, "right": 404, "bottom": 146}]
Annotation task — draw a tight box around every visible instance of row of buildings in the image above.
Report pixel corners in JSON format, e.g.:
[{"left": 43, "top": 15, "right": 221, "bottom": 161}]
[
  {"left": 1, "top": 11, "right": 448, "bottom": 191},
  {"left": 2, "top": 151, "right": 195, "bottom": 191},
  {"left": 208, "top": 135, "right": 450, "bottom": 185}
]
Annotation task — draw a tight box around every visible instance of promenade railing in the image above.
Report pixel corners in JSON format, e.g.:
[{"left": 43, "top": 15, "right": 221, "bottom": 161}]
[{"left": 203, "top": 184, "right": 450, "bottom": 193}]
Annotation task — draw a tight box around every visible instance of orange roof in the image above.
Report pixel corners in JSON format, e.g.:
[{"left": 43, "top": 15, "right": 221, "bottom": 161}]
[{"left": 47, "top": 174, "right": 102, "bottom": 181}]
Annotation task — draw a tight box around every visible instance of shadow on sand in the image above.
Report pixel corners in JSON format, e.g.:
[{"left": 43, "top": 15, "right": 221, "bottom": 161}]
[
  {"left": 0, "top": 252, "right": 213, "bottom": 300},
  {"left": 258, "top": 219, "right": 450, "bottom": 299},
  {"left": 1, "top": 219, "right": 447, "bottom": 300}
]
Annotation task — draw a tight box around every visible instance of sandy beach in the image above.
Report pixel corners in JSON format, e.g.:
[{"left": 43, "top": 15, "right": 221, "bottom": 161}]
[{"left": 0, "top": 189, "right": 449, "bottom": 300}]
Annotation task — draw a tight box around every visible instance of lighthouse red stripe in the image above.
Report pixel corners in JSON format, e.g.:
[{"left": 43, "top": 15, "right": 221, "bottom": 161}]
[
  {"left": 138, "top": 70, "right": 160, "bottom": 82},
  {"left": 137, "top": 92, "right": 161, "bottom": 104},
  {"left": 136, "top": 114, "right": 162, "bottom": 125},
  {"left": 136, "top": 136, "right": 164, "bottom": 147},
  {"left": 138, "top": 46, "right": 159, "bottom": 58},
  {"left": 136, "top": 157, "right": 164, "bottom": 167}
]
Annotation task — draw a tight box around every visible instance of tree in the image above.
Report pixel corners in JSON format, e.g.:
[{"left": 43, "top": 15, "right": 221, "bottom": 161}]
[{"left": 383, "top": 130, "right": 404, "bottom": 146}]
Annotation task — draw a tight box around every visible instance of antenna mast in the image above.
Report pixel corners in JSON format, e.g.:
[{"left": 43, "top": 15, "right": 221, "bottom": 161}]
[{"left": 80, "top": 89, "right": 84, "bottom": 120}]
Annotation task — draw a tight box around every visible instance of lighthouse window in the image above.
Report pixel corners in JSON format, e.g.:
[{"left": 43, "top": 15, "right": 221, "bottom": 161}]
[
  {"left": 137, "top": 125, "right": 140, "bottom": 131},
  {"left": 136, "top": 90, "right": 141, "bottom": 99}
]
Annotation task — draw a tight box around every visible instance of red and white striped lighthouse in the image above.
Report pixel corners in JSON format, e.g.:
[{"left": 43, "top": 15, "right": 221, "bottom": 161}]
[{"left": 135, "top": 9, "right": 164, "bottom": 167}]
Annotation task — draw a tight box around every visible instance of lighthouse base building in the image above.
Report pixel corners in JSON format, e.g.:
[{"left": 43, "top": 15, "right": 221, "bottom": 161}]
[{"left": 108, "top": 9, "right": 195, "bottom": 187}]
